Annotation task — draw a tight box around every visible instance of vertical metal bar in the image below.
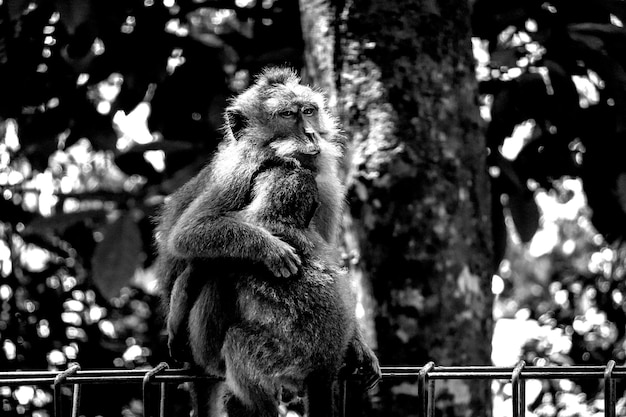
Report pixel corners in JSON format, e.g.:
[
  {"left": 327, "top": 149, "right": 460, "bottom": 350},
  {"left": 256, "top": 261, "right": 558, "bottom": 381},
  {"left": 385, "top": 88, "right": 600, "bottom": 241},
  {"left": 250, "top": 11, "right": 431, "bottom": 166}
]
[
  {"left": 53, "top": 364, "right": 80, "bottom": 417},
  {"left": 520, "top": 375, "right": 526, "bottom": 416},
  {"left": 338, "top": 378, "right": 347, "bottom": 417},
  {"left": 159, "top": 381, "right": 167, "bottom": 417},
  {"left": 54, "top": 381, "right": 62, "bottom": 416},
  {"left": 512, "top": 360, "right": 525, "bottom": 417},
  {"left": 142, "top": 362, "right": 169, "bottom": 417},
  {"left": 604, "top": 360, "right": 616, "bottom": 417},
  {"left": 418, "top": 362, "right": 435, "bottom": 417},
  {"left": 70, "top": 382, "right": 81, "bottom": 417},
  {"left": 428, "top": 379, "right": 435, "bottom": 417}
]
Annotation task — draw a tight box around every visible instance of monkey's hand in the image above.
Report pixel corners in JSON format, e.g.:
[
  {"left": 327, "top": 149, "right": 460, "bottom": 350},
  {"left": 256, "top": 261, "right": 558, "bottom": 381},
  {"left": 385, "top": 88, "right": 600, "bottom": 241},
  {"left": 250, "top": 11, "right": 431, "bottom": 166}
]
[
  {"left": 342, "top": 337, "right": 382, "bottom": 391},
  {"left": 265, "top": 236, "right": 301, "bottom": 278}
]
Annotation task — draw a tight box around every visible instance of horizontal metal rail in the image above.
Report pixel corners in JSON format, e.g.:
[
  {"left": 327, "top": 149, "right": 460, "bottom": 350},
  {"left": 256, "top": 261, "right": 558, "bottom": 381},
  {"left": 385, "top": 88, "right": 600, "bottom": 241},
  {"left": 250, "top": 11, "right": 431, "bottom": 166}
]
[{"left": 0, "top": 361, "right": 623, "bottom": 417}]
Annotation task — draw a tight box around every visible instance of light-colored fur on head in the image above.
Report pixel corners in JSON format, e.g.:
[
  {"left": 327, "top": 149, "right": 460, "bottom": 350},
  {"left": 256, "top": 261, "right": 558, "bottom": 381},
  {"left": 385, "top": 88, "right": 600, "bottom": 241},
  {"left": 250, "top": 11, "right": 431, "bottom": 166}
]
[{"left": 217, "top": 67, "right": 346, "bottom": 244}]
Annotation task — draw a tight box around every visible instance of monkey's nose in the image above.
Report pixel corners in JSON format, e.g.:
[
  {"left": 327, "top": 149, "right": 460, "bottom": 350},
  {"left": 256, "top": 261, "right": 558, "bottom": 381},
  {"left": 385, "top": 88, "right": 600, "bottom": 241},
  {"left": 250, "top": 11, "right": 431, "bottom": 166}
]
[{"left": 303, "top": 131, "right": 320, "bottom": 152}]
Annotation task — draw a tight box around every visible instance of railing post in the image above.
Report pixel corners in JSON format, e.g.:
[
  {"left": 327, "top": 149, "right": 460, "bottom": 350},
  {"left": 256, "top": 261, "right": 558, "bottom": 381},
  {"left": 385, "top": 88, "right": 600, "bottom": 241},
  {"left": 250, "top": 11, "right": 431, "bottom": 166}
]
[
  {"left": 143, "top": 362, "right": 169, "bottom": 417},
  {"left": 53, "top": 364, "right": 80, "bottom": 417},
  {"left": 418, "top": 362, "right": 435, "bottom": 417},
  {"left": 512, "top": 360, "right": 526, "bottom": 417},
  {"left": 4, "top": 364, "right": 626, "bottom": 416},
  {"left": 71, "top": 377, "right": 81, "bottom": 417},
  {"left": 604, "top": 360, "right": 616, "bottom": 417},
  {"left": 339, "top": 378, "right": 347, "bottom": 417},
  {"left": 159, "top": 374, "right": 167, "bottom": 417}
]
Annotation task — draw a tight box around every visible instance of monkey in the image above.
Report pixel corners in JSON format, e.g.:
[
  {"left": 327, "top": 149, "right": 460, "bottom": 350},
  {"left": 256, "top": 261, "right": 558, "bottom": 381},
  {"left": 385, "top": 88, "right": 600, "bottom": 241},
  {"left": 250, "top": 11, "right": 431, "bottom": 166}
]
[
  {"left": 153, "top": 67, "right": 329, "bottom": 360},
  {"left": 183, "top": 162, "right": 377, "bottom": 417},
  {"left": 155, "top": 67, "right": 344, "bottom": 362},
  {"left": 154, "top": 67, "right": 380, "bottom": 415}
]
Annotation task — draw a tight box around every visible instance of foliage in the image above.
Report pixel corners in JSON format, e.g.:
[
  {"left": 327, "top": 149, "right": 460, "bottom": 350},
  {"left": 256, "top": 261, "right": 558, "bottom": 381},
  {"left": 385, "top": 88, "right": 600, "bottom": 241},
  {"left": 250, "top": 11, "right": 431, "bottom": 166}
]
[
  {"left": 474, "top": 1, "right": 626, "bottom": 414},
  {"left": 0, "top": 0, "right": 302, "bottom": 415},
  {"left": 490, "top": 178, "right": 626, "bottom": 416},
  {"left": 4, "top": 0, "right": 626, "bottom": 415},
  {"left": 472, "top": 0, "right": 626, "bottom": 253}
]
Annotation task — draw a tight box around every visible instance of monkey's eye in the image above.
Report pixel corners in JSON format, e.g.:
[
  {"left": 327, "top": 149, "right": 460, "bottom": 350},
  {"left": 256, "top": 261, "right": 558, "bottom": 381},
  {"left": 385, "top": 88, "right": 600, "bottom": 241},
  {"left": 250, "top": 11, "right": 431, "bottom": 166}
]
[
  {"left": 279, "top": 110, "right": 296, "bottom": 118},
  {"left": 301, "top": 107, "right": 316, "bottom": 116}
]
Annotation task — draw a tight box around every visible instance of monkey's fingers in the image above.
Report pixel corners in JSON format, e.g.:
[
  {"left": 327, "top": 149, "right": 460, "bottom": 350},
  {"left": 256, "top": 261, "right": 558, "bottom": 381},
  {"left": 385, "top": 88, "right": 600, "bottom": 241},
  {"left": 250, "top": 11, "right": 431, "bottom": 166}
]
[
  {"left": 279, "top": 256, "right": 300, "bottom": 278},
  {"left": 282, "top": 244, "right": 301, "bottom": 265},
  {"left": 270, "top": 261, "right": 298, "bottom": 278},
  {"left": 285, "top": 254, "right": 301, "bottom": 276},
  {"left": 269, "top": 240, "right": 301, "bottom": 278},
  {"left": 278, "top": 246, "right": 301, "bottom": 277}
]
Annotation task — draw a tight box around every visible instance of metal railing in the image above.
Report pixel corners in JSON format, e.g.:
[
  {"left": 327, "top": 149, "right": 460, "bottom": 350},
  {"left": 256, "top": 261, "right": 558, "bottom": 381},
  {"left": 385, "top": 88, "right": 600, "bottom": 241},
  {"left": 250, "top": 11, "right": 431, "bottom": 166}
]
[{"left": 1, "top": 361, "right": 624, "bottom": 417}]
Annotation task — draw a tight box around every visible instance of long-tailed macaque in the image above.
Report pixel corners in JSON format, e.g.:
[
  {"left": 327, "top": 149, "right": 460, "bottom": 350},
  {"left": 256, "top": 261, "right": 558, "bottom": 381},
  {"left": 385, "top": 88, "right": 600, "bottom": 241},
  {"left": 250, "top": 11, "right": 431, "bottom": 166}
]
[{"left": 154, "top": 67, "right": 380, "bottom": 416}]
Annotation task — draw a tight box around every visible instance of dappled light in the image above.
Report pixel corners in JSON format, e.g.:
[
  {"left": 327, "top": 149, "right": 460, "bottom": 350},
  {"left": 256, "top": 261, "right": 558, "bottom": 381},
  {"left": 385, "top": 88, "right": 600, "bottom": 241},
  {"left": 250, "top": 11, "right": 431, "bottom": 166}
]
[
  {"left": 2, "top": 0, "right": 626, "bottom": 416},
  {"left": 473, "top": 1, "right": 626, "bottom": 413}
]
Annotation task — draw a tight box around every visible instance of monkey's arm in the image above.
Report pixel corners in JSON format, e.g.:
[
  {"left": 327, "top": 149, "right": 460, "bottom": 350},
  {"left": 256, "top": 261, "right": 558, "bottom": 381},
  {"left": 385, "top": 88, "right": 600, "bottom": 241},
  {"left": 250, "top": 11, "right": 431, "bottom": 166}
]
[{"left": 167, "top": 186, "right": 301, "bottom": 278}]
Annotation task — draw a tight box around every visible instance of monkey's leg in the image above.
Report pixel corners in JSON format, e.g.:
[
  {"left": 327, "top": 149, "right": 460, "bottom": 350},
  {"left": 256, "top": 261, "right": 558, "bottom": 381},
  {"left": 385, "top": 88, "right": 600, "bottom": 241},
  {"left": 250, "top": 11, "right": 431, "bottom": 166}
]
[
  {"left": 167, "top": 266, "right": 193, "bottom": 361},
  {"left": 222, "top": 372, "right": 278, "bottom": 417},
  {"left": 188, "top": 278, "right": 234, "bottom": 374},
  {"left": 190, "top": 378, "right": 227, "bottom": 417},
  {"left": 222, "top": 326, "right": 282, "bottom": 417},
  {"left": 223, "top": 387, "right": 277, "bottom": 417},
  {"left": 305, "top": 372, "right": 337, "bottom": 417}
]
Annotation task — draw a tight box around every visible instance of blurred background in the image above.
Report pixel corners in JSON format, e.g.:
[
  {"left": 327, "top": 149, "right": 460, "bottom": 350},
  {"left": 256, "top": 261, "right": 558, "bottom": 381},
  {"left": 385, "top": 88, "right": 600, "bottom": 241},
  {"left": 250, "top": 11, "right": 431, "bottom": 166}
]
[{"left": 1, "top": 0, "right": 626, "bottom": 416}]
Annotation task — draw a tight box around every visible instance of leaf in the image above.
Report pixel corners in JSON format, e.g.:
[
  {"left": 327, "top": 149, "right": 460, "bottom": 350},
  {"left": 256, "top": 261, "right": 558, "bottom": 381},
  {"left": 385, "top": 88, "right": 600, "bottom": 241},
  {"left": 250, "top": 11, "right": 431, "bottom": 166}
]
[
  {"left": 507, "top": 188, "right": 540, "bottom": 243},
  {"left": 568, "top": 22, "right": 626, "bottom": 48},
  {"left": 91, "top": 211, "right": 143, "bottom": 300},
  {"left": 114, "top": 140, "right": 202, "bottom": 180},
  {"left": 491, "top": 156, "right": 540, "bottom": 243},
  {"left": 567, "top": 31, "right": 626, "bottom": 132},
  {"left": 616, "top": 172, "right": 626, "bottom": 214},
  {"left": 113, "top": 149, "right": 161, "bottom": 181},
  {"left": 486, "top": 73, "right": 550, "bottom": 152},
  {"left": 597, "top": 0, "right": 626, "bottom": 23},
  {"left": 471, "top": 0, "right": 530, "bottom": 42},
  {"left": 25, "top": 210, "right": 108, "bottom": 234},
  {"left": 20, "top": 234, "right": 71, "bottom": 257},
  {"left": 17, "top": 108, "right": 71, "bottom": 171},
  {"left": 514, "top": 131, "right": 580, "bottom": 188},
  {"left": 491, "top": 184, "right": 507, "bottom": 267},
  {"left": 0, "top": 198, "right": 34, "bottom": 225},
  {"left": 66, "top": 104, "right": 117, "bottom": 151},
  {"left": 147, "top": 38, "right": 227, "bottom": 143},
  {"left": 55, "top": 0, "right": 95, "bottom": 34},
  {"left": 581, "top": 160, "right": 626, "bottom": 243}
]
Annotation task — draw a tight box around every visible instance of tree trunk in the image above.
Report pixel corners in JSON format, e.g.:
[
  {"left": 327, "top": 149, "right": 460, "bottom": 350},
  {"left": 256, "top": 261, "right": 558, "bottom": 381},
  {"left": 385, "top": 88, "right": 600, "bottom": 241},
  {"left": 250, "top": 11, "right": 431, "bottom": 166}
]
[{"left": 301, "top": 1, "right": 494, "bottom": 416}]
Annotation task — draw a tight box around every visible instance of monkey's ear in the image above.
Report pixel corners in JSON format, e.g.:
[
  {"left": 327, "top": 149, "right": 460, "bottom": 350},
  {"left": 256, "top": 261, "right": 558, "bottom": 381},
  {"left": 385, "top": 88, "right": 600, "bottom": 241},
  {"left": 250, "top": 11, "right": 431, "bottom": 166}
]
[{"left": 225, "top": 108, "right": 247, "bottom": 140}]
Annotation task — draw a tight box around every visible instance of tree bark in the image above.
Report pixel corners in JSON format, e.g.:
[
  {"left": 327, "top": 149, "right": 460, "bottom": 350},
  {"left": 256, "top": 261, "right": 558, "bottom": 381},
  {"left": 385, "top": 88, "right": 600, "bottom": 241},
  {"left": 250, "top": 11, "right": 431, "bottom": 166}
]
[{"left": 301, "top": 0, "right": 494, "bottom": 416}]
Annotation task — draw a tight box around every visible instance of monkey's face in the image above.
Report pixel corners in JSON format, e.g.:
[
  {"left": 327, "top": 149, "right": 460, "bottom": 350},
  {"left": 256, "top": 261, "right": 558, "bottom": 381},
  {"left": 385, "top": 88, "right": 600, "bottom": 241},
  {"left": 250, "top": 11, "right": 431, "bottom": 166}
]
[
  {"left": 264, "top": 88, "right": 325, "bottom": 170},
  {"left": 225, "top": 68, "right": 341, "bottom": 172}
]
